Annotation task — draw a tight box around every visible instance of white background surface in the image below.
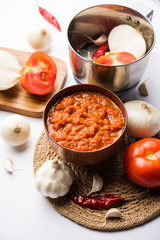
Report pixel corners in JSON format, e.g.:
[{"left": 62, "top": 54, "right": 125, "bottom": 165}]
[{"left": 0, "top": 0, "right": 160, "bottom": 239}]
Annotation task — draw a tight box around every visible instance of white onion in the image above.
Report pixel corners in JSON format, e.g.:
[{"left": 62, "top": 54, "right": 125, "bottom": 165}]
[
  {"left": 27, "top": 26, "right": 52, "bottom": 51},
  {"left": 108, "top": 24, "right": 146, "bottom": 59},
  {"left": 124, "top": 100, "right": 160, "bottom": 138},
  {"left": 0, "top": 50, "right": 20, "bottom": 90},
  {"left": 0, "top": 114, "right": 30, "bottom": 146}
]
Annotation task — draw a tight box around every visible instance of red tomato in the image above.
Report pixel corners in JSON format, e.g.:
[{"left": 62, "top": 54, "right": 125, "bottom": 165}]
[
  {"left": 124, "top": 138, "right": 160, "bottom": 188},
  {"left": 95, "top": 52, "right": 136, "bottom": 65},
  {"left": 20, "top": 52, "right": 57, "bottom": 95}
]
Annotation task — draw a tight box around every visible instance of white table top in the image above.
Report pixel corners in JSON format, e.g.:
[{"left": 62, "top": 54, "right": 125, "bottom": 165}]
[{"left": 0, "top": 0, "right": 160, "bottom": 239}]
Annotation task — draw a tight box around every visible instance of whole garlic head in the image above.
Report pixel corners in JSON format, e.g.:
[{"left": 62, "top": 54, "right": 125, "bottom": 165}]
[{"left": 35, "top": 160, "right": 74, "bottom": 199}]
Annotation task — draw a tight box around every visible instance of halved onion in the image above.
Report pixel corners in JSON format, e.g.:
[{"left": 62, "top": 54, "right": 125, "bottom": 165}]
[
  {"left": 108, "top": 24, "right": 146, "bottom": 59},
  {"left": 124, "top": 100, "right": 160, "bottom": 138},
  {"left": 0, "top": 50, "right": 20, "bottom": 90}
]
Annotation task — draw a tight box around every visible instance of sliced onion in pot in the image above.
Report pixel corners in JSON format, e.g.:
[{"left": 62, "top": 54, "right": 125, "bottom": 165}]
[{"left": 108, "top": 24, "right": 146, "bottom": 60}]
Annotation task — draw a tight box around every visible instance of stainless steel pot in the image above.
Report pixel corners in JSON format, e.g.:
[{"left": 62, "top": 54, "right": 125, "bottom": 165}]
[{"left": 67, "top": 4, "right": 155, "bottom": 95}]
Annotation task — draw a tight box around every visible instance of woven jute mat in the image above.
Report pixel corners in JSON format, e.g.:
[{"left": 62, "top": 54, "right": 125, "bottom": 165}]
[{"left": 33, "top": 131, "right": 160, "bottom": 231}]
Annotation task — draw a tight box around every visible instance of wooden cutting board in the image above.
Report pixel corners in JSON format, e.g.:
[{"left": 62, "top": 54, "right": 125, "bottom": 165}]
[{"left": 0, "top": 47, "right": 67, "bottom": 117}]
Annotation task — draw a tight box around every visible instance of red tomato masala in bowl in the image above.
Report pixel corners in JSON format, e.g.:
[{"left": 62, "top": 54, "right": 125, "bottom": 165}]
[{"left": 47, "top": 91, "right": 125, "bottom": 152}]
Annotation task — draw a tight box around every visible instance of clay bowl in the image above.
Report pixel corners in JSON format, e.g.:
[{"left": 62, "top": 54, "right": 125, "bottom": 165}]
[{"left": 43, "top": 84, "right": 127, "bottom": 165}]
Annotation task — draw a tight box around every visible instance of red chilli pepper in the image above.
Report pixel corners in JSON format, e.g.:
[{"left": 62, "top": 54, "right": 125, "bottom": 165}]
[
  {"left": 39, "top": 7, "right": 61, "bottom": 32},
  {"left": 71, "top": 194, "right": 122, "bottom": 209},
  {"left": 92, "top": 43, "right": 109, "bottom": 60}
]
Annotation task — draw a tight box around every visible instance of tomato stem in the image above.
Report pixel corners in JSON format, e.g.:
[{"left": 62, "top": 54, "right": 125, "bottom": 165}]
[{"left": 146, "top": 152, "right": 156, "bottom": 160}]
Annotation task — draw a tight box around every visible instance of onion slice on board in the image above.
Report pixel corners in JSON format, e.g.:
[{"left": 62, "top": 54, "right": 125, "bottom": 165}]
[{"left": 0, "top": 50, "right": 20, "bottom": 90}]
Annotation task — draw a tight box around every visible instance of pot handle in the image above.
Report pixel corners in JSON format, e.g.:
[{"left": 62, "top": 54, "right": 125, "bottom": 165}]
[{"left": 131, "top": 1, "right": 153, "bottom": 21}]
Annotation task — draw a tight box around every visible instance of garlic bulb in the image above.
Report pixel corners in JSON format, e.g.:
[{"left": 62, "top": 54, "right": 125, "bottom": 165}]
[
  {"left": 0, "top": 114, "right": 30, "bottom": 146},
  {"left": 35, "top": 160, "right": 74, "bottom": 199},
  {"left": 108, "top": 24, "right": 146, "bottom": 59},
  {"left": 124, "top": 100, "right": 160, "bottom": 138},
  {"left": 0, "top": 50, "right": 20, "bottom": 90},
  {"left": 27, "top": 26, "right": 52, "bottom": 51}
]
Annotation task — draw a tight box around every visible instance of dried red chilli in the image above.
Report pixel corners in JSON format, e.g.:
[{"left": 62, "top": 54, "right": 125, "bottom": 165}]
[
  {"left": 92, "top": 43, "right": 109, "bottom": 60},
  {"left": 38, "top": 7, "right": 61, "bottom": 32},
  {"left": 71, "top": 194, "right": 122, "bottom": 209}
]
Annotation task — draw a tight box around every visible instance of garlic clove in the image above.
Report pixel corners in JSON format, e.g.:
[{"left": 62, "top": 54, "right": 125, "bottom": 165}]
[
  {"left": 138, "top": 81, "right": 148, "bottom": 96},
  {"left": 71, "top": 31, "right": 107, "bottom": 48},
  {"left": 4, "top": 158, "right": 13, "bottom": 173},
  {"left": 102, "top": 208, "right": 122, "bottom": 227},
  {"left": 4, "top": 158, "right": 22, "bottom": 174},
  {"left": 91, "top": 33, "right": 108, "bottom": 46},
  {"left": 88, "top": 173, "right": 103, "bottom": 195}
]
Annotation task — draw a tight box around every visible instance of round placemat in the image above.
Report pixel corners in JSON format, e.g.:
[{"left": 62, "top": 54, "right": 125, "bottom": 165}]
[{"left": 33, "top": 131, "right": 160, "bottom": 231}]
